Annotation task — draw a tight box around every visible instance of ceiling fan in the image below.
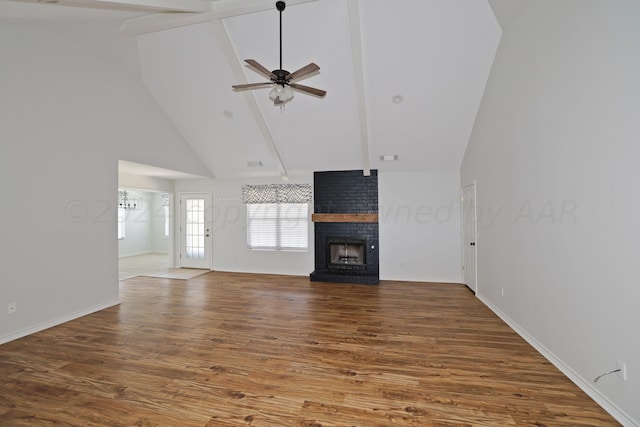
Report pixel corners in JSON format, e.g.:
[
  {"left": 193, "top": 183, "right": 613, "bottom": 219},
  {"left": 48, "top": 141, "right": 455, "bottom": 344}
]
[{"left": 232, "top": 0, "right": 326, "bottom": 106}]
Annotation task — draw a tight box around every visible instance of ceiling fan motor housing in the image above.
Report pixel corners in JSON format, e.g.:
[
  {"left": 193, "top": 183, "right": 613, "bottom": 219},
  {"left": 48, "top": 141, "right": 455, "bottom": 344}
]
[
  {"left": 272, "top": 69, "right": 290, "bottom": 85},
  {"left": 276, "top": 1, "right": 286, "bottom": 12}
]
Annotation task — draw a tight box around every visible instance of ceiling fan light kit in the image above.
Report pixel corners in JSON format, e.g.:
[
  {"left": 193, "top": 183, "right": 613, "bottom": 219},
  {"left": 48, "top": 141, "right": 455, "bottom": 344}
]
[
  {"left": 232, "top": 0, "right": 326, "bottom": 109},
  {"left": 269, "top": 83, "right": 294, "bottom": 104}
]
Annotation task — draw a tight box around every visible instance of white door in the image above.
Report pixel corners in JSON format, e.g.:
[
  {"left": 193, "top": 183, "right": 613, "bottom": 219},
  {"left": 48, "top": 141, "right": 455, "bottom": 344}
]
[
  {"left": 179, "top": 193, "right": 212, "bottom": 269},
  {"left": 462, "top": 183, "right": 477, "bottom": 293}
]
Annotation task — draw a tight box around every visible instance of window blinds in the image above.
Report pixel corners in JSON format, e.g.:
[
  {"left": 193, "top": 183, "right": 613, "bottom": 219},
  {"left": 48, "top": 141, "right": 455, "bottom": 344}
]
[{"left": 242, "top": 184, "right": 311, "bottom": 251}]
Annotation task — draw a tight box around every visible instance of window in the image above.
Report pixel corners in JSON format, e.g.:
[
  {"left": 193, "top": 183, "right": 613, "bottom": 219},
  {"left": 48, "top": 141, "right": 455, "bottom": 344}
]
[
  {"left": 164, "top": 205, "right": 170, "bottom": 238},
  {"left": 247, "top": 203, "right": 308, "bottom": 250},
  {"left": 117, "top": 207, "right": 126, "bottom": 240},
  {"left": 242, "top": 183, "right": 312, "bottom": 251},
  {"left": 161, "top": 193, "right": 170, "bottom": 238},
  {"left": 185, "top": 198, "right": 206, "bottom": 258}
]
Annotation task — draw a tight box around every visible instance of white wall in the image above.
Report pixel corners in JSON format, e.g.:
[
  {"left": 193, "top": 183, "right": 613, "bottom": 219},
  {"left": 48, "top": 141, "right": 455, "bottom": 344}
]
[
  {"left": 462, "top": 1, "right": 640, "bottom": 424},
  {"left": 119, "top": 172, "right": 174, "bottom": 193},
  {"left": 150, "top": 192, "right": 170, "bottom": 254},
  {"left": 117, "top": 174, "right": 173, "bottom": 256},
  {"left": 0, "top": 10, "right": 211, "bottom": 343},
  {"left": 175, "top": 170, "right": 462, "bottom": 283},
  {"left": 379, "top": 170, "right": 462, "bottom": 283},
  {"left": 175, "top": 176, "right": 315, "bottom": 276},
  {"left": 118, "top": 192, "right": 151, "bottom": 257},
  {"left": 118, "top": 191, "right": 168, "bottom": 258}
]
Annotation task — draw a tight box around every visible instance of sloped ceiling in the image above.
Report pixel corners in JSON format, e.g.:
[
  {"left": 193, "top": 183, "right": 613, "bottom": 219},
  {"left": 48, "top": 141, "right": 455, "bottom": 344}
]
[
  {"left": 488, "top": 0, "right": 525, "bottom": 31},
  {"left": 5, "top": 0, "right": 503, "bottom": 180}
]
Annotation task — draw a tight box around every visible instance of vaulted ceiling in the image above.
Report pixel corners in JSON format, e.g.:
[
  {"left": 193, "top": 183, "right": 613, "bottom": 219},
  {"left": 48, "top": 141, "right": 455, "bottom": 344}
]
[{"left": 5, "top": 0, "right": 508, "bottom": 180}]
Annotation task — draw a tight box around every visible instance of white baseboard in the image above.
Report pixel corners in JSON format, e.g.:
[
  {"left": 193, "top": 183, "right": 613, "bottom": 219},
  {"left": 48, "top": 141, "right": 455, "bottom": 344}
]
[
  {"left": 0, "top": 299, "right": 121, "bottom": 345},
  {"left": 476, "top": 293, "right": 637, "bottom": 427}
]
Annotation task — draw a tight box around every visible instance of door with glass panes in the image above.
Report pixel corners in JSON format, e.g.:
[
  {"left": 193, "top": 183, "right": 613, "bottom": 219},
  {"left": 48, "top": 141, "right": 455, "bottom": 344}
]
[{"left": 179, "top": 193, "right": 211, "bottom": 269}]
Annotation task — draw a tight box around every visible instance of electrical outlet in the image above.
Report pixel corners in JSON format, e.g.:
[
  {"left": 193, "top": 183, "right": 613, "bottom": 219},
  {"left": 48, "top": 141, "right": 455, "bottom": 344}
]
[
  {"left": 616, "top": 360, "right": 627, "bottom": 381},
  {"left": 8, "top": 303, "right": 16, "bottom": 314}
]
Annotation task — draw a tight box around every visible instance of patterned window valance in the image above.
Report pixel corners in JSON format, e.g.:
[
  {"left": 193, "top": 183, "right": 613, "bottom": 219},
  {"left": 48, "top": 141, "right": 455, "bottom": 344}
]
[{"left": 242, "top": 184, "right": 312, "bottom": 204}]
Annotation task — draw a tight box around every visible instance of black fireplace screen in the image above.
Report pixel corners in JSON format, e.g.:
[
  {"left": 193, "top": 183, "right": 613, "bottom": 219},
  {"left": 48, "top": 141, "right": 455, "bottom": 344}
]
[{"left": 326, "top": 237, "right": 367, "bottom": 271}]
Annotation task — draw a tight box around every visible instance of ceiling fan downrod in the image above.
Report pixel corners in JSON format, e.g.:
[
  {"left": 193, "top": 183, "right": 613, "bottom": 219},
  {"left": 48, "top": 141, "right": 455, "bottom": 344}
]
[{"left": 277, "top": 1, "right": 285, "bottom": 72}]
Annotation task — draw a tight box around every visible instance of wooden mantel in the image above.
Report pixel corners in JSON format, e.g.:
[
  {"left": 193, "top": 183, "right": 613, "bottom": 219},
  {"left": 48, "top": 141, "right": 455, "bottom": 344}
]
[{"left": 312, "top": 213, "right": 378, "bottom": 223}]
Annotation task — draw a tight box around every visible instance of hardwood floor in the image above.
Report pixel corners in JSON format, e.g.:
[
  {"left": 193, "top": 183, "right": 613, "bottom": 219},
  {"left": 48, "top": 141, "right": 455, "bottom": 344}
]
[{"left": 0, "top": 272, "right": 619, "bottom": 426}]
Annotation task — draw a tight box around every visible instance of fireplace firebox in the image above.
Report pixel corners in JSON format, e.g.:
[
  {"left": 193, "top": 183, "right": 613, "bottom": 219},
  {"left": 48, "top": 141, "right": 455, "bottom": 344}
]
[{"left": 327, "top": 237, "right": 366, "bottom": 271}]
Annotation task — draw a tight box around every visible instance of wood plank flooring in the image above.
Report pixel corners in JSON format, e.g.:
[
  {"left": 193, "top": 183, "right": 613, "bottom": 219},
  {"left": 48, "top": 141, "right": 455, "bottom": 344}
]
[{"left": 0, "top": 272, "right": 620, "bottom": 426}]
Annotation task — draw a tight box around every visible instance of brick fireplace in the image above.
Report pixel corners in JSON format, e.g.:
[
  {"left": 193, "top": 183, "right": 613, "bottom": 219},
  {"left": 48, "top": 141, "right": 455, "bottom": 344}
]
[{"left": 310, "top": 170, "right": 379, "bottom": 285}]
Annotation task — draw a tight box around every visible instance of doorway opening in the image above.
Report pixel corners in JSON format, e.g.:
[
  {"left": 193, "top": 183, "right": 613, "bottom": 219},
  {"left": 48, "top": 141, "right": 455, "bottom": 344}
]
[
  {"left": 118, "top": 188, "right": 173, "bottom": 280},
  {"left": 462, "top": 182, "right": 477, "bottom": 293}
]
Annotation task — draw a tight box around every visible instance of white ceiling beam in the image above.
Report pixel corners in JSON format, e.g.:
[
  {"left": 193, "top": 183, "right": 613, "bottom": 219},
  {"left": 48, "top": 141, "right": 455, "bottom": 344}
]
[
  {"left": 120, "top": 0, "right": 318, "bottom": 36},
  {"left": 120, "top": 12, "right": 213, "bottom": 36},
  {"left": 209, "top": 18, "right": 289, "bottom": 180},
  {"left": 95, "top": 0, "right": 211, "bottom": 13},
  {"left": 347, "top": 0, "right": 371, "bottom": 176},
  {"left": 210, "top": 0, "right": 317, "bottom": 19},
  {"left": 487, "top": 0, "right": 524, "bottom": 31}
]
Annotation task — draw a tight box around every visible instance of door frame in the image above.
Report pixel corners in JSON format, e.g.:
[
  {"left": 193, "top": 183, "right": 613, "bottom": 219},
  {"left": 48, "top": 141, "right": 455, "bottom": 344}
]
[
  {"left": 177, "top": 192, "right": 212, "bottom": 269},
  {"left": 461, "top": 181, "right": 478, "bottom": 293}
]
